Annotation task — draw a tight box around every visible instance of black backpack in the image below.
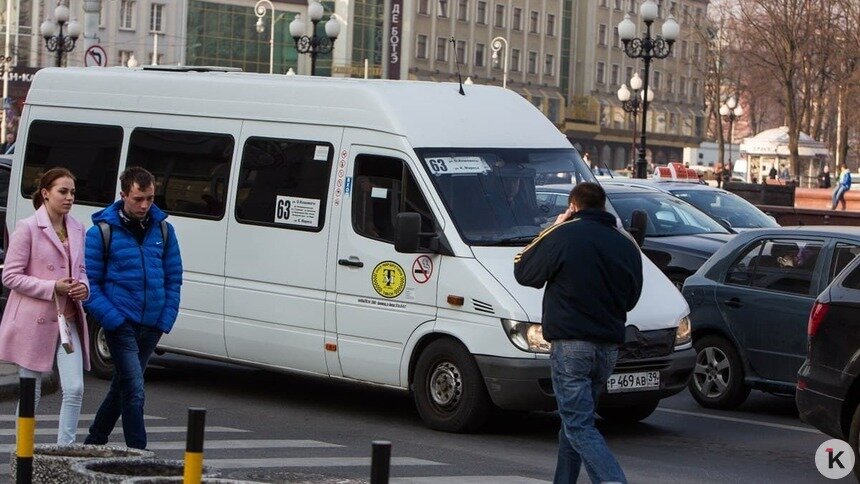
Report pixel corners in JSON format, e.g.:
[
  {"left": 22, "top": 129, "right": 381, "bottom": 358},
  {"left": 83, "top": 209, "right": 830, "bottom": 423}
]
[{"left": 97, "top": 220, "right": 168, "bottom": 265}]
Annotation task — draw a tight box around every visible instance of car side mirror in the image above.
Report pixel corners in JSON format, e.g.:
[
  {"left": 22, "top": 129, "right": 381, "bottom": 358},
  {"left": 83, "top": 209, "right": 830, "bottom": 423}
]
[
  {"left": 718, "top": 218, "right": 733, "bottom": 231},
  {"left": 395, "top": 212, "right": 422, "bottom": 253},
  {"left": 628, "top": 209, "right": 647, "bottom": 247}
]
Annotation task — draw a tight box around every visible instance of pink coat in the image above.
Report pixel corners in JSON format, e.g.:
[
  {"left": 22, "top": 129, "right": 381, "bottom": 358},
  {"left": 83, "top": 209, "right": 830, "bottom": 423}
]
[{"left": 0, "top": 206, "right": 91, "bottom": 372}]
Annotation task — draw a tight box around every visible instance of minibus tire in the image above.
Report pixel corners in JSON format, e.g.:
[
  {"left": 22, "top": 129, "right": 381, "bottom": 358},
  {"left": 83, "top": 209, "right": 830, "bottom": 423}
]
[
  {"left": 88, "top": 319, "right": 115, "bottom": 380},
  {"left": 413, "top": 339, "right": 490, "bottom": 433},
  {"left": 596, "top": 400, "right": 659, "bottom": 423}
]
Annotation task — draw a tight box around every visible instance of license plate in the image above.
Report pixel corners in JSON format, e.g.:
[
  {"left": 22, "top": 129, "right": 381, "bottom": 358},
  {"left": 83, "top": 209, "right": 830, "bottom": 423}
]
[{"left": 606, "top": 371, "right": 660, "bottom": 393}]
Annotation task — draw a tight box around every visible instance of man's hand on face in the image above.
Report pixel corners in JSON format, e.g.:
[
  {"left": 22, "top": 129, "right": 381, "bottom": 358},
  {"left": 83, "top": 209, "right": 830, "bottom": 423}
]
[{"left": 554, "top": 205, "right": 575, "bottom": 226}]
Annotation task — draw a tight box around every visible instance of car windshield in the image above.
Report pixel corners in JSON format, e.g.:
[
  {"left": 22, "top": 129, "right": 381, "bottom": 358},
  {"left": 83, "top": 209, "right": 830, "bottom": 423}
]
[
  {"left": 671, "top": 189, "right": 779, "bottom": 229},
  {"left": 414, "top": 148, "right": 595, "bottom": 245},
  {"left": 608, "top": 191, "right": 730, "bottom": 237}
]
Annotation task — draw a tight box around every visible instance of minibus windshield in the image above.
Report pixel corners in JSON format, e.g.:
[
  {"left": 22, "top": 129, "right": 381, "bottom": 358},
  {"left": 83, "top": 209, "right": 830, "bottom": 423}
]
[{"left": 415, "top": 148, "right": 596, "bottom": 246}]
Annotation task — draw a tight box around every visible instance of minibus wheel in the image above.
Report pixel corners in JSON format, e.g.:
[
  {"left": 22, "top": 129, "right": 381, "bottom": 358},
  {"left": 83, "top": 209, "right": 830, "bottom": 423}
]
[
  {"left": 88, "top": 319, "right": 115, "bottom": 380},
  {"left": 413, "top": 339, "right": 490, "bottom": 432}
]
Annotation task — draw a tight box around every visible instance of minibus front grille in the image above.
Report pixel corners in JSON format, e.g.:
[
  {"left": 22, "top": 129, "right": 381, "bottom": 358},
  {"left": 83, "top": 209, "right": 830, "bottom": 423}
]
[{"left": 472, "top": 299, "right": 495, "bottom": 314}]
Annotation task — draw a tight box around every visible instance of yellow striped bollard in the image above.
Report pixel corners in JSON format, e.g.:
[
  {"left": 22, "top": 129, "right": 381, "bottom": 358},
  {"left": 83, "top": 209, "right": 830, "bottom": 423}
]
[
  {"left": 183, "top": 407, "right": 206, "bottom": 484},
  {"left": 16, "top": 377, "right": 36, "bottom": 484}
]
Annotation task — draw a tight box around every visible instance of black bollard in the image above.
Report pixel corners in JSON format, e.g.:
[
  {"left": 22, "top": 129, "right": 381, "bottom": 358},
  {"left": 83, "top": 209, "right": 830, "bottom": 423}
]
[
  {"left": 370, "top": 440, "right": 391, "bottom": 484},
  {"left": 183, "top": 407, "right": 207, "bottom": 484},
  {"left": 16, "top": 377, "right": 36, "bottom": 484}
]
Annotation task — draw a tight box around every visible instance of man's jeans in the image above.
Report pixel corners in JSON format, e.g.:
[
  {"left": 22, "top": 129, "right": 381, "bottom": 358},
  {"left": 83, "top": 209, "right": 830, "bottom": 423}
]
[
  {"left": 832, "top": 185, "right": 848, "bottom": 209},
  {"left": 85, "top": 323, "right": 162, "bottom": 449},
  {"left": 551, "top": 340, "right": 626, "bottom": 484}
]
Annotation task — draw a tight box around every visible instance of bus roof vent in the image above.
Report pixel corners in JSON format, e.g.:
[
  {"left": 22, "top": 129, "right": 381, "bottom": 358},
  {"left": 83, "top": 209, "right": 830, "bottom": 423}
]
[{"left": 138, "top": 65, "right": 243, "bottom": 73}]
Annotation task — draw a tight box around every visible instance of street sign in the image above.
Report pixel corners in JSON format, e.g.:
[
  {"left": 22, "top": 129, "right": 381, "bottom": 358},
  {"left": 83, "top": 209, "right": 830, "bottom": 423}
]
[{"left": 84, "top": 45, "right": 108, "bottom": 67}]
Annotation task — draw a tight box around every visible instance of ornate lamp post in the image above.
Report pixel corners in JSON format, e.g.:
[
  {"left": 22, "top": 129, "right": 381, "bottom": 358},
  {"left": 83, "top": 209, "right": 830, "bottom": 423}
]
[
  {"left": 490, "top": 36, "right": 509, "bottom": 89},
  {"left": 617, "top": 73, "right": 654, "bottom": 173},
  {"left": 618, "top": 0, "right": 679, "bottom": 178},
  {"left": 289, "top": 0, "right": 340, "bottom": 76},
  {"left": 40, "top": 2, "right": 82, "bottom": 67},
  {"left": 255, "top": 0, "right": 276, "bottom": 74},
  {"left": 719, "top": 96, "right": 743, "bottom": 176}
]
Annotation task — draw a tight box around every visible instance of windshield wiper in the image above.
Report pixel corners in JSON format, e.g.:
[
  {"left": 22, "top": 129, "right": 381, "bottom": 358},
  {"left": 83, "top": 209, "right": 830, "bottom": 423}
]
[{"left": 481, "top": 235, "right": 539, "bottom": 246}]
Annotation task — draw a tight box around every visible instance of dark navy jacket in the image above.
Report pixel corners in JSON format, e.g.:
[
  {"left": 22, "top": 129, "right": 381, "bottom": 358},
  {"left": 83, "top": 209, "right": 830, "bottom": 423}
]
[
  {"left": 84, "top": 201, "right": 183, "bottom": 333},
  {"left": 514, "top": 209, "right": 643, "bottom": 344}
]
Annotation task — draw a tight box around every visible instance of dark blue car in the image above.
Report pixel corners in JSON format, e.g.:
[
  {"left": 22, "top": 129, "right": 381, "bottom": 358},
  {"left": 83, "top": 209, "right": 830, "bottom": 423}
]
[{"left": 682, "top": 227, "right": 860, "bottom": 409}]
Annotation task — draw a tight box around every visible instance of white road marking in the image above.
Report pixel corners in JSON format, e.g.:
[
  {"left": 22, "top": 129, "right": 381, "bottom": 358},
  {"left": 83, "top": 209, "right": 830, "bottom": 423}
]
[
  {"left": 0, "top": 426, "right": 248, "bottom": 436},
  {"left": 655, "top": 407, "right": 821, "bottom": 433},
  {"left": 0, "top": 439, "right": 342, "bottom": 453},
  {"left": 205, "top": 457, "right": 446, "bottom": 468},
  {"left": 392, "top": 478, "right": 549, "bottom": 483},
  {"left": 0, "top": 414, "right": 164, "bottom": 422}
]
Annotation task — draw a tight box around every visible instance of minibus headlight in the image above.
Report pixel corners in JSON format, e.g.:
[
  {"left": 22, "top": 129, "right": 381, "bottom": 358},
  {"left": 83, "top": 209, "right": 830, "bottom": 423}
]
[
  {"left": 675, "top": 316, "right": 691, "bottom": 346},
  {"left": 501, "top": 319, "right": 551, "bottom": 353}
]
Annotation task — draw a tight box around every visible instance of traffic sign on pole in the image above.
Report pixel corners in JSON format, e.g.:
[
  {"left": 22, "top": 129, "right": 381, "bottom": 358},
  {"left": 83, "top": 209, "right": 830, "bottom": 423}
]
[{"left": 84, "top": 45, "right": 107, "bottom": 67}]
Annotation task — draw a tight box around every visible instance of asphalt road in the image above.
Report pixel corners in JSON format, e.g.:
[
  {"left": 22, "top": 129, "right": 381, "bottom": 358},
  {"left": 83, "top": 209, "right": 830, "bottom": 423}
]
[{"left": 0, "top": 354, "right": 853, "bottom": 483}]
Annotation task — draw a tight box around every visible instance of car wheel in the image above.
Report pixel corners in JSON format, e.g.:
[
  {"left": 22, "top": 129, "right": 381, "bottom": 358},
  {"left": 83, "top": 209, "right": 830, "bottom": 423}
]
[
  {"left": 413, "top": 339, "right": 490, "bottom": 433},
  {"left": 597, "top": 400, "right": 659, "bottom": 423},
  {"left": 88, "top": 319, "right": 114, "bottom": 380},
  {"left": 849, "top": 403, "right": 860, "bottom": 481},
  {"left": 689, "top": 335, "right": 750, "bottom": 409}
]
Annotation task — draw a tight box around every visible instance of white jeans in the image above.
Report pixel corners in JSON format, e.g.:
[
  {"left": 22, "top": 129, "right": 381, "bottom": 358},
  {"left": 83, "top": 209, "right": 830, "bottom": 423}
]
[{"left": 17, "top": 320, "right": 84, "bottom": 446}]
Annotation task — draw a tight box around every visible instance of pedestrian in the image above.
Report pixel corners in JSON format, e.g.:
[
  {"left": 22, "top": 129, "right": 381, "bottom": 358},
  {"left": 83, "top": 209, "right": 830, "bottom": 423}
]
[
  {"left": 819, "top": 164, "right": 831, "bottom": 189},
  {"left": 831, "top": 163, "right": 852, "bottom": 211},
  {"left": 714, "top": 161, "right": 724, "bottom": 188},
  {"left": 83, "top": 166, "right": 182, "bottom": 449},
  {"left": 514, "top": 182, "right": 643, "bottom": 484},
  {"left": 768, "top": 165, "right": 778, "bottom": 180},
  {"left": 0, "top": 132, "right": 15, "bottom": 154},
  {"left": 0, "top": 168, "right": 90, "bottom": 445},
  {"left": 722, "top": 161, "right": 732, "bottom": 186},
  {"left": 778, "top": 164, "right": 790, "bottom": 182}
]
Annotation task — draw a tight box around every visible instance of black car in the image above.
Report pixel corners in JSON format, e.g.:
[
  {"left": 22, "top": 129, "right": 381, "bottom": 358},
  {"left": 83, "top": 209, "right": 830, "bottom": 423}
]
[
  {"left": 0, "top": 155, "right": 10, "bottom": 311},
  {"left": 537, "top": 183, "right": 733, "bottom": 288},
  {"left": 683, "top": 227, "right": 860, "bottom": 409},
  {"left": 797, "top": 254, "right": 860, "bottom": 480}
]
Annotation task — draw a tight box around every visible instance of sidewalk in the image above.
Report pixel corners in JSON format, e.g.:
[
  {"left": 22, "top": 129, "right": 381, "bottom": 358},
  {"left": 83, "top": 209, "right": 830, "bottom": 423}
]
[{"left": 0, "top": 362, "right": 58, "bottom": 401}]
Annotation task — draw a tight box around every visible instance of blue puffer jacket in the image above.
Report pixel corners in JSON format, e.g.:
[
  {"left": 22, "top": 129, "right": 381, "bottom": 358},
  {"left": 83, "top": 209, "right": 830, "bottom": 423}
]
[{"left": 84, "top": 201, "right": 183, "bottom": 333}]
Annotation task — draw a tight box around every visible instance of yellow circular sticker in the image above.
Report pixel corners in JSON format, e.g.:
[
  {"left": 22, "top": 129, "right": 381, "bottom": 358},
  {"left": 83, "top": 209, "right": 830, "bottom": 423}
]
[{"left": 371, "top": 261, "right": 407, "bottom": 298}]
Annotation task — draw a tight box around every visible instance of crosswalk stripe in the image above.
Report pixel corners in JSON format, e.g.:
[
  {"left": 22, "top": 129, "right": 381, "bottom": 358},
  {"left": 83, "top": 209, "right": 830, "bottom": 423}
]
[
  {"left": 0, "top": 439, "right": 342, "bottom": 453},
  {"left": 392, "top": 477, "right": 550, "bottom": 483},
  {"left": 0, "top": 426, "right": 248, "bottom": 436},
  {"left": 204, "top": 457, "right": 446, "bottom": 468},
  {"left": 0, "top": 414, "right": 164, "bottom": 423}
]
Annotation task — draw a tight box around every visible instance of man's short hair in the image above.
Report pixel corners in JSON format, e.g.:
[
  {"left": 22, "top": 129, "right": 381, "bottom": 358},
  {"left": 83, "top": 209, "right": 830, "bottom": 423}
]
[
  {"left": 568, "top": 182, "right": 606, "bottom": 210},
  {"left": 120, "top": 166, "right": 156, "bottom": 194}
]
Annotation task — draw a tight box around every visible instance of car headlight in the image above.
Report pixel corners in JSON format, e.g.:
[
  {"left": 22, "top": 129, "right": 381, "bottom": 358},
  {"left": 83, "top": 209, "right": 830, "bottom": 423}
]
[
  {"left": 675, "top": 316, "right": 691, "bottom": 346},
  {"left": 501, "top": 319, "right": 551, "bottom": 353}
]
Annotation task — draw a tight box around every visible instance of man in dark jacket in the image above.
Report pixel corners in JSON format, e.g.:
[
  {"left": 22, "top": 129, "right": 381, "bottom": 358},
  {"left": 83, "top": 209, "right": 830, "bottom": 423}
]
[
  {"left": 84, "top": 166, "right": 182, "bottom": 449},
  {"left": 514, "top": 182, "right": 642, "bottom": 484}
]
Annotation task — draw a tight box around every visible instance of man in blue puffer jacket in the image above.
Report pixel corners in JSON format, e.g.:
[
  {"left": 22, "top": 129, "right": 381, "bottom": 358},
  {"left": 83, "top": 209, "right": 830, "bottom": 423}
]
[{"left": 83, "top": 166, "right": 182, "bottom": 450}]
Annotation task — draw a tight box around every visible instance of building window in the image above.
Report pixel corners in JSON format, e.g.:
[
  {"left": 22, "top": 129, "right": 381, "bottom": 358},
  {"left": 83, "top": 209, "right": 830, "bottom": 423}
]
[
  {"left": 528, "top": 51, "right": 537, "bottom": 74},
  {"left": 613, "top": 26, "right": 620, "bottom": 47},
  {"left": 438, "top": 0, "right": 449, "bottom": 17},
  {"left": 476, "top": 1, "right": 487, "bottom": 24},
  {"left": 120, "top": 0, "right": 135, "bottom": 29},
  {"left": 418, "top": 0, "right": 430, "bottom": 14},
  {"left": 694, "top": 43, "right": 701, "bottom": 62},
  {"left": 611, "top": 64, "right": 619, "bottom": 85},
  {"left": 670, "top": 1, "right": 677, "bottom": 15},
  {"left": 598, "top": 24, "right": 607, "bottom": 46},
  {"left": 147, "top": 53, "right": 164, "bottom": 65},
  {"left": 119, "top": 50, "right": 135, "bottom": 66},
  {"left": 436, "top": 37, "right": 448, "bottom": 61},
  {"left": 628, "top": 0, "right": 636, "bottom": 14},
  {"left": 680, "top": 76, "right": 687, "bottom": 96},
  {"left": 416, "top": 34, "right": 428, "bottom": 59},
  {"left": 596, "top": 62, "right": 605, "bottom": 84},
  {"left": 99, "top": 1, "right": 106, "bottom": 27},
  {"left": 457, "top": 0, "right": 468, "bottom": 20},
  {"left": 545, "top": 54, "right": 554, "bottom": 76},
  {"left": 667, "top": 74, "right": 674, "bottom": 93},
  {"left": 683, "top": 5, "right": 689, "bottom": 22},
  {"left": 456, "top": 40, "right": 467, "bottom": 64},
  {"left": 494, "top": 4, "right": 505, "bottom": 27},
  {"left": 625, "top": 66, "right": 633, "bottom": 82},
  {"left": 529, "top": 11, "right": 539, "bottom": 33},
  {"left": 681, "top": 40, "right": 688, "bottom": 60},
  {"left": 546, "top": 14, "right": 555, "bottom": 36},
  {"left": 150, "top": 4, "right": 164, "bottom": 32},
  {"left": 653, "top": 70, "right": 661, "bottom": 90},
  {"left": 512, "top": 8, "right": 522, "bottom": 30},
  {"left": 614, "top": 0, "right": 622, "bottom": 10},
  {"left": 600, "top": 0, "right": 608, "bottom": 6},
  {"left": 511, "top": 48, "right": 520, "bottom": 71},
  {"left": 692, "top": 78, "right": 700, "bottom": 98},
  {"left": 475, "top": 43, "right": 485, "bottom": 66}
]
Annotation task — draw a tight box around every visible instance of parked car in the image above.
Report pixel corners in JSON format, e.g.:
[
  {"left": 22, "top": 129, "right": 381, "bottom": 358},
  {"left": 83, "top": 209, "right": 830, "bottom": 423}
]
[
  {"left": 538, "top": 183, "right": 734, "bottom": 288},
  {"left": 797, "top": 253, "right": 860, "bottom": 480},
  {"left": 682, "top": 227, "right": 860, "bottom": 409},
  {"left": 603, "top": 178, "right": 779, "bottom": 232},
  {"left": 0, "top": 155, "right": 11, "bottom": 312}
]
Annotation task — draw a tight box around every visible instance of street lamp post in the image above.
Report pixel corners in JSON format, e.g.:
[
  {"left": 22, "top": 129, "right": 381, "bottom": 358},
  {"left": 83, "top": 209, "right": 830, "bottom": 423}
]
[
  {"left": 289, "top": 0, "right": 340, "bottom": 76},
  {"left": 618, "top": 0, "right": 679, "bottom": 179},
  {"left": 719, "top": 96, "right": 743, "bottom": 178},
  {"left": 40, "top": 2, "right": 82, "bottom": 68},
  {"left": 617, "top": 73, "right": 654, "bottom": 174},
  {"left": 490, "top": 36, "right": 508, "bottom": 89},
  {"left": 255, "top": 0, "right": 276, "bottom": 74}
]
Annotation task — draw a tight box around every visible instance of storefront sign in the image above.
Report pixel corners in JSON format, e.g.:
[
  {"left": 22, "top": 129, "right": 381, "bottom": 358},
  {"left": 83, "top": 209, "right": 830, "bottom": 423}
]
[{"left": 388, "top": 0, "right": 402, "bottom": 79}]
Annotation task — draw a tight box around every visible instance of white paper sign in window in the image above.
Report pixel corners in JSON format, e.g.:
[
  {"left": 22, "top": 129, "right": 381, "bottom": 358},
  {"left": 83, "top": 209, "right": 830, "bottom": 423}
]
[
  {"left": 274, "top": 195, "right": 321, "bottom": 227},
  {"left": 314, "top": 145, "right": 330, "bottom": 161},
  {"left": 425, "top": 156, "right": 491, "bottom": 175}
]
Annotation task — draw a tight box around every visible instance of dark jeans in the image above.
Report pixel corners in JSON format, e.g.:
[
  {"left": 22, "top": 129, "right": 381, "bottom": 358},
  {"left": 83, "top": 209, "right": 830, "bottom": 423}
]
[
  {"left": 85, "top": 322, "right": 162, "bottom": 449},
  {"left": 551, "top": 340, "right": 626, "bottom": 484}
]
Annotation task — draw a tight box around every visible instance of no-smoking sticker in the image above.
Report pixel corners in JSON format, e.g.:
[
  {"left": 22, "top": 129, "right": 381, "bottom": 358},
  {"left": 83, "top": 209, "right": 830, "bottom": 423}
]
[{"left": 412, "top": 255, "right": 433, "bottom": 283}]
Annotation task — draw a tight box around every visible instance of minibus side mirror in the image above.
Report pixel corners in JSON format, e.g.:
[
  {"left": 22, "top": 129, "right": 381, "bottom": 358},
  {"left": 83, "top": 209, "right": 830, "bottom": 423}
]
[
  {"left": 395, "top": 212, "right": 422, "bottom": 253},
  {"left": 628, "top": 209, "right": 647, "bottom": 247}
]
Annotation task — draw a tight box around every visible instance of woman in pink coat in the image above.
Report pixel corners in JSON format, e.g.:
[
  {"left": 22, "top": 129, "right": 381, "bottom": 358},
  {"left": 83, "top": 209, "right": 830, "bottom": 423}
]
[{"left": 0, "top": 167, "right": 90, "bottom": 445}]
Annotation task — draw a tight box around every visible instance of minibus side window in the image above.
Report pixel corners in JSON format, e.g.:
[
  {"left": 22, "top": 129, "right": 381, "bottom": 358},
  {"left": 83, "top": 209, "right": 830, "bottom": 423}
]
[
  {"left": 21, "top": 121, "right": 122, "bottom": 205},
  {"left": 234, "top": 137, "right": 333, "bottom": 232},
  {"left": 352, "top": 154, "right": 435, "bottom": 246},
  {"left": 128, "top": 128, "right": 234, "bottom": 220}
]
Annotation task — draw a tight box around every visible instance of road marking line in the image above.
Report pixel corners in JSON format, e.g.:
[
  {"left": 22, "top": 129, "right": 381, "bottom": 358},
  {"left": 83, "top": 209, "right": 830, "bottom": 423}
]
[
  {"left": 205, "top": 457, "right": 446, "bottom": 468},
  {"left": 0, "top": 426, "right": 248, "bottom": 436},
  {"left": 0, "top": 414, "right": 164, "bottom": 422},
  {"left": 392, "top": 477, "right": 549, "bottom": 483},
  {"left": 655, "top": 407, "right": 821, "bottom": 433},
  {"left": 0, "top": 439, "right": 343, "bottom": 453}
]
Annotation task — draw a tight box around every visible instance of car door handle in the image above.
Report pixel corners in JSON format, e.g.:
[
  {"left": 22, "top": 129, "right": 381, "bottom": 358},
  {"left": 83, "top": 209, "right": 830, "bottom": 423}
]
[
  {"left": 338, "top": 258, "right": 364, "bottom": 268},
  {"left": 723, "top": 298, "right": 742, "bottom": 308}
]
